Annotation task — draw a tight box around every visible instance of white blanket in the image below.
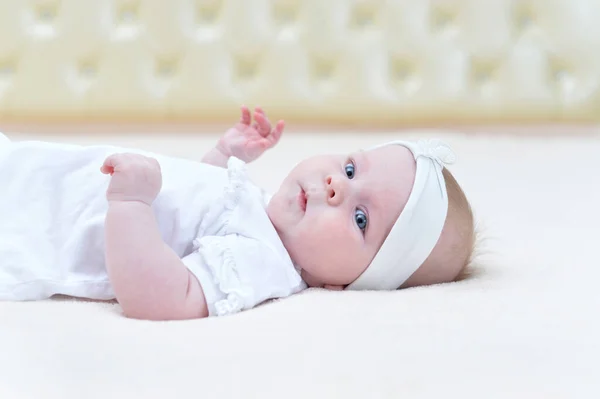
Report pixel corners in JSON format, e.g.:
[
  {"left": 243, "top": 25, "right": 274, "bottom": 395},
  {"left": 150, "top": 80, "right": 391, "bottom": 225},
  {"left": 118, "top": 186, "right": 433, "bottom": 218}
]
[{"left": 1, "top": 127, "right": 599, "bottom": 398}]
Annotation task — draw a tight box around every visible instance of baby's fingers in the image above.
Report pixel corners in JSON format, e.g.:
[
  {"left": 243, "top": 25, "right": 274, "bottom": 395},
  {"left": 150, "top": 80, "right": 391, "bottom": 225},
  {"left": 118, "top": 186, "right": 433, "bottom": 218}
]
[
  {"left": 254, "top": 106, "right": 266, "bottom": 117},
  {"left": 254, "top": 112, "right": 272, "bottom": 137},
  {"left": 268, "top": 120, "right": 285, "bottom": 144},
  {"left": 100, "top": 154, "right": 119, "bottom": 175},
  {"left": 240, "top": 105, "right": 252, "bottom": 125}
]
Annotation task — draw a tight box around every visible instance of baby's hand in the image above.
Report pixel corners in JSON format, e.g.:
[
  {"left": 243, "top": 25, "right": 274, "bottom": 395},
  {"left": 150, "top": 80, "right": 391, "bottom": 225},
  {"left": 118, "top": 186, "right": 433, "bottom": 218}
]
[
  {"left": 217, "top": 105, "right": 285, "bottom": 163},
  {"left": 100, "top": 153, "right": 162, "bottom": 205}
]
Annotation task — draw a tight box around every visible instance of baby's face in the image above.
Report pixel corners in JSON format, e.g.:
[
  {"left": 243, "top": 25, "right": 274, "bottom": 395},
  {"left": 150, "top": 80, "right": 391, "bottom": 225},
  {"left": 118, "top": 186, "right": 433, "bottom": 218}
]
[{"left": 267, "top": 144, "right": 416, "bottom": 289}]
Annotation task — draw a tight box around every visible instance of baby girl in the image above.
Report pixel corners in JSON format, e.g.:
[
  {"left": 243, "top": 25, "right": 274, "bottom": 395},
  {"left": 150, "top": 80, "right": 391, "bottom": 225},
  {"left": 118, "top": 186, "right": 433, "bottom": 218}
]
[{"left": 0, "top": 106, "right": 475, "bottom": 320}]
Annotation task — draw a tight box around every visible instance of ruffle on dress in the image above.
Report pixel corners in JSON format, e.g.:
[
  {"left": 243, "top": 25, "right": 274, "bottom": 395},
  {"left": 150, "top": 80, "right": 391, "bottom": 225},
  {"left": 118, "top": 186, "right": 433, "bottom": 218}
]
[{"left": 193, "top": 157, "right": 251, "bottom": 316}]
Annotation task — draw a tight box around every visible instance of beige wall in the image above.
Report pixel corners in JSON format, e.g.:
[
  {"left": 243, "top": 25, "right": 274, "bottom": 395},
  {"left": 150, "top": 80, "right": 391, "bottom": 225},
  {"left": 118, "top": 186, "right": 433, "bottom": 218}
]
[{"left": 1, "top": 0, "right": 599, "bottom": 126}]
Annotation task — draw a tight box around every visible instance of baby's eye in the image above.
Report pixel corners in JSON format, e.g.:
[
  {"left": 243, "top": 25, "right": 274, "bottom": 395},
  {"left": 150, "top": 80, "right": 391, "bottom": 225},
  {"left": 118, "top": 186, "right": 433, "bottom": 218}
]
[
  {"left": 355, "top": 209, "right": 368, "bottom": 231},
  {"left": 344, "top": 162, "right": 355, "bottom": 179}
]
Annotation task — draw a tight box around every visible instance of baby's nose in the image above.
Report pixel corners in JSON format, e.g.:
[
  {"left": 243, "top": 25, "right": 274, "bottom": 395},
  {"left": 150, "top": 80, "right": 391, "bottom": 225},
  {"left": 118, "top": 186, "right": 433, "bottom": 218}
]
[{"left": 326, "top": 175, "right": 345, "bottom": 206}]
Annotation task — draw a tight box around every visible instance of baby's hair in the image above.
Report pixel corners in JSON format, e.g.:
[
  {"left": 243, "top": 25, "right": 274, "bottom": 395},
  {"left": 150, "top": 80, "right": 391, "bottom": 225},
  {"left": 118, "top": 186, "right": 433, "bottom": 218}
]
[
  {"left": 395, "top": 166, "right": 477, "bottom": 290},
  {"left": 442, "top": 168, "right": 477, "bottom": 283}
]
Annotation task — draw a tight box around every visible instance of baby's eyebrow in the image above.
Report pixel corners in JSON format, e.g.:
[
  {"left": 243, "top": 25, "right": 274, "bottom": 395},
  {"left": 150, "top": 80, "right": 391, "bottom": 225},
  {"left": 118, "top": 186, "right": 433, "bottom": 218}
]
[
  {"left": 355, "top": 152, "right": 378, "bottom": 241},
  {"left": 355, "top": 150, "right": 370, "bottom": 173}
]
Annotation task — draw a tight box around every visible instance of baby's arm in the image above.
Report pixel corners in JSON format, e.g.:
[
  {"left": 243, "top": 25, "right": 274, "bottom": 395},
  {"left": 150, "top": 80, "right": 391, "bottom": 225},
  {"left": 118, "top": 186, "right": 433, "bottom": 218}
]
[
  {"left": 201, "top": 146, "right": 230, "bottom": 168},
  {"left": 201, "top": 105, "right": 284, "bottom": 168},
  {"left": 101, "top": 154, "right": 208, "bottom": 321}
]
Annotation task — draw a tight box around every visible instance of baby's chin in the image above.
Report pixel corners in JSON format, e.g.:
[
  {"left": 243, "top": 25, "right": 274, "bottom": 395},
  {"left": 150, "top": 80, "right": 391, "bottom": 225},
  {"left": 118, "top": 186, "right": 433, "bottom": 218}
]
[
  {"left": 299, "top": 269, "right": 323, "bottom": 287},
  {"left": 298, "top": 264, "right": 353, "bottom": 289}
]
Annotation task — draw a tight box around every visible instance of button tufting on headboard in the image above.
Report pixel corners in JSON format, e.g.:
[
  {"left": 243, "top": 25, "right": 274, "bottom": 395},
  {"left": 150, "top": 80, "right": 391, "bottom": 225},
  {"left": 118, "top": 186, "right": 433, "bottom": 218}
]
[{"left": 0, "top": 0, "right": 599, "bottom": 124}]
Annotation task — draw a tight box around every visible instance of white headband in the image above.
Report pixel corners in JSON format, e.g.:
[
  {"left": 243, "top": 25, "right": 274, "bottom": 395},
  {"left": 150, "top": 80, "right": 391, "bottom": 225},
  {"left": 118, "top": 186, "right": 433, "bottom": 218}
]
[{"left": 345, "top": 139, "right": 456, "bottom": 291}]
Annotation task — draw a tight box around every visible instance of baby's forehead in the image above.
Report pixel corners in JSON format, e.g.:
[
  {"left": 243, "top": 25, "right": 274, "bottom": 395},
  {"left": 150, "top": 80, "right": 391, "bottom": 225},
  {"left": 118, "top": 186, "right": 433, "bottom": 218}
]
[
  {"left": 361, "top": 145, "right": 416, "bottom": 183},
  {"left": 359, "top": 144, "right": 416, "bottom": 224}
]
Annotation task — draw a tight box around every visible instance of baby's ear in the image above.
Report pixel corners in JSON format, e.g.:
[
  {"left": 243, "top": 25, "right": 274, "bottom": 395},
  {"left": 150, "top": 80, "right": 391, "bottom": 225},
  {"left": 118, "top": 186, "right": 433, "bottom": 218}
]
[{"left": 323, "top": 284, "right": 344, "bottom": 291}]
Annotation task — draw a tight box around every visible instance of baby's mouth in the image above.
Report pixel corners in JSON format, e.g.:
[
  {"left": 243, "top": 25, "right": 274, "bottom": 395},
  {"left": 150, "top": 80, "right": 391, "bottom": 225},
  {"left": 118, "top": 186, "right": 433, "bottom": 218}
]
[{"left": 298, "top": 187, "right": 307, "bottom": 212}]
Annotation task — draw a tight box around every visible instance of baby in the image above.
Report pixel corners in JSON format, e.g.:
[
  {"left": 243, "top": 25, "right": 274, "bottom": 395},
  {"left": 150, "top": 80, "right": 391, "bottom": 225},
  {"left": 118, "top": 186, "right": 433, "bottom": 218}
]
[{"left": 0, "top": 106, "right": 475, "bottom": 320}]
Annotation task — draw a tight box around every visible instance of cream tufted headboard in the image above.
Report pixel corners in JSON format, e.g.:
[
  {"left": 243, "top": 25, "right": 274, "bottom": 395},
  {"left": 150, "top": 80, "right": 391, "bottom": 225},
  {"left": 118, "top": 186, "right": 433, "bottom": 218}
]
[{"left": 1, "top": 0, "right": 599, "bottom": 125}]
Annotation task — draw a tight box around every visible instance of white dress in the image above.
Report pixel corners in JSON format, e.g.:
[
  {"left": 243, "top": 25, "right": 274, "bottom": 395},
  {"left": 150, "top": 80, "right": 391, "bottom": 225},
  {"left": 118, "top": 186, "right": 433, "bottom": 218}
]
[{"left": 0, "top": 133, "right": 306, "bottom": 316}]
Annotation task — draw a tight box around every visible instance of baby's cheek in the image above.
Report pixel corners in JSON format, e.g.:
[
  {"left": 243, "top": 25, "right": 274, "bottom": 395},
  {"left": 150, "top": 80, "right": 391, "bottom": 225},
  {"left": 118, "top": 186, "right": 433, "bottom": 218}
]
[
  {"left": 304, "top": 211, "right": 345, "bottom": 240},
  {"left": 303, "top": 214, "right": 351, "bottom": 259}
]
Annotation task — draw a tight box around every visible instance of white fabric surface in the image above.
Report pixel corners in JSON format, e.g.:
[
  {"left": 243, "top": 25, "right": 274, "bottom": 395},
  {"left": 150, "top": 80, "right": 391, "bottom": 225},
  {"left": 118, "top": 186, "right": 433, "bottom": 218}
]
[{"left": 0, "top": 127, "right": 599, "bottom": 398}]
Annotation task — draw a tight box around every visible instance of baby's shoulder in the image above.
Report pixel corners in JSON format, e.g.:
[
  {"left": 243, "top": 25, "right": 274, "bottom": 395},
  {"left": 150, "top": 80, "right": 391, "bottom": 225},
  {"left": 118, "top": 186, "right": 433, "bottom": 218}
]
[
  {"left": 183, "top": 158, "right": 307, "bottom": 316},
  {"left": 187, "top": 231, "right": 305, "bottom": 316},
  {"left": 198, "top": 157, "right": 275, "bottom": 236}
]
